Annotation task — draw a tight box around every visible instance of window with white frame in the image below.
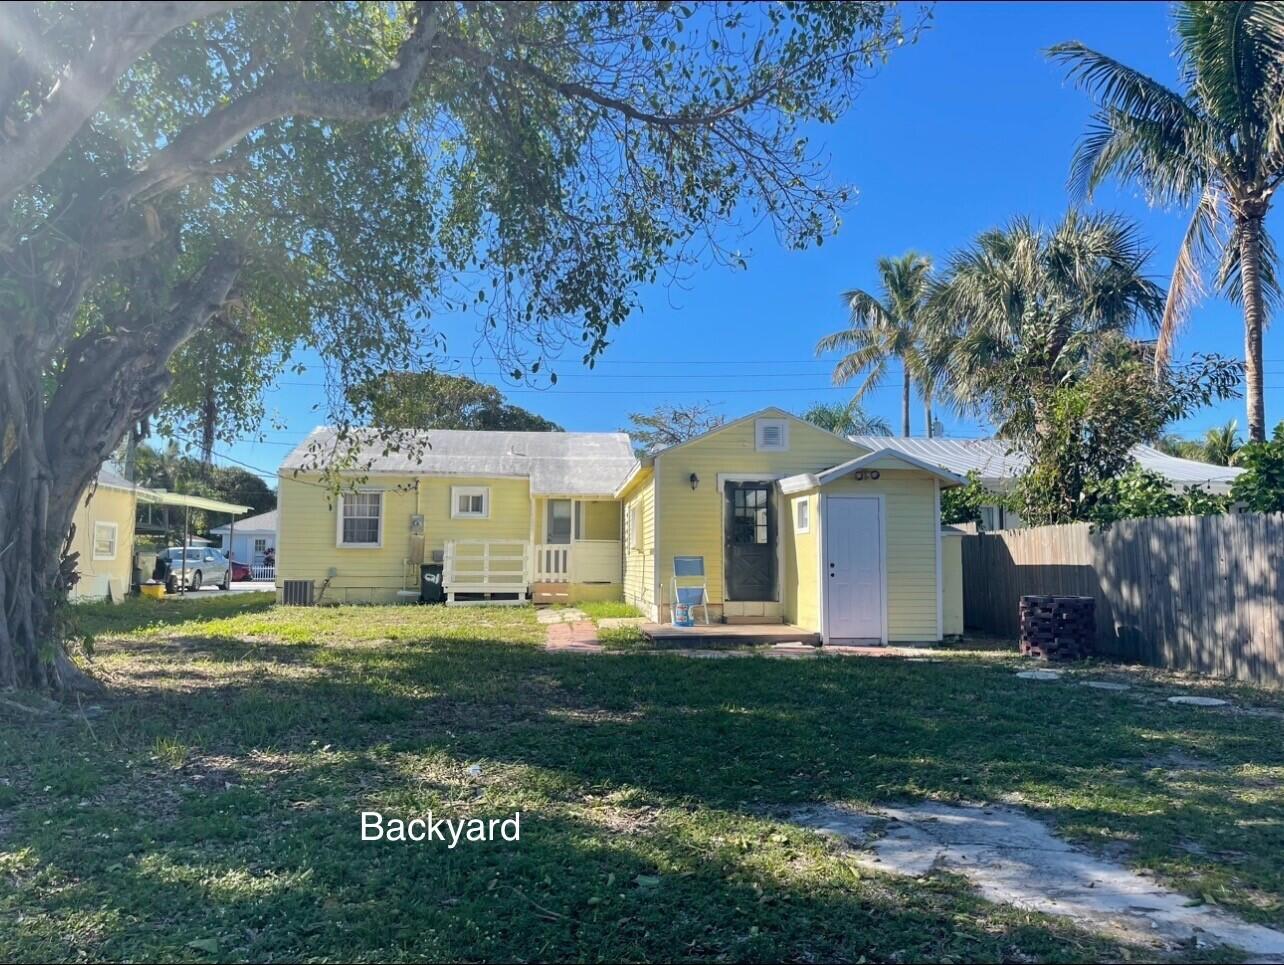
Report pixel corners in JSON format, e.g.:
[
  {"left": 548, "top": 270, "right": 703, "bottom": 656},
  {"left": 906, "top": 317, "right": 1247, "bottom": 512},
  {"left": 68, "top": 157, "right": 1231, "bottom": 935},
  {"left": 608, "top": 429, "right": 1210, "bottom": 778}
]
[
  {"left": 795, "top": 498, "right": 810, "bottom": 534},
  {"left": 338, "top": 491, "right": 382, "bottom": 546},
  {"left": 92, "top": 522, "right": 118, "bottom": 560},
  {"left": 253, "top": 537, "right": 268, "bottom": 554},
  {"left": 451, "top": 485, "right": 490, "bottom": 519},
  {"left": 755, "top": 418, "right": 789, "bottom": 451},
  {"left": 627, "top": 503, "right": 641, "bottom": 551}
]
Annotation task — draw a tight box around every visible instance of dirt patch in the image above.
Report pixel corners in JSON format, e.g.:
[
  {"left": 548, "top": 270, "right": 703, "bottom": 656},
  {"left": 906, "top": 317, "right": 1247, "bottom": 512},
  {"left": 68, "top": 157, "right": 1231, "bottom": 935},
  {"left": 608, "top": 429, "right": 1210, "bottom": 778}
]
[{"left": 787, "top": 801, "right": 1284, "bottom": 958}]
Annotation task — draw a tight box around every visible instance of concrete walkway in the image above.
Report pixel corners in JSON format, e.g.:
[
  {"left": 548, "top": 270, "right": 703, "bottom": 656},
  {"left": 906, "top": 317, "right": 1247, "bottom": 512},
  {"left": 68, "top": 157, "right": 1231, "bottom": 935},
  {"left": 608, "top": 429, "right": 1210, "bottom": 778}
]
[{"left": 788, "top": 801, "right": 1284, "bottom": 958}]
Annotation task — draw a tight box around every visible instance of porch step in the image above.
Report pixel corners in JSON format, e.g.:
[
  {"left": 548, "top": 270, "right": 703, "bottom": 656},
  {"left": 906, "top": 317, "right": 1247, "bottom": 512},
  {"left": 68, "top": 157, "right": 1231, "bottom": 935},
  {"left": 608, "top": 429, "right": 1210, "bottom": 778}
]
[
  {"left": 724, "top": 615, "right": 785, "bottom": 626},
  {"left": 641, "top": 622, "right": 821, "bottom": 648}
]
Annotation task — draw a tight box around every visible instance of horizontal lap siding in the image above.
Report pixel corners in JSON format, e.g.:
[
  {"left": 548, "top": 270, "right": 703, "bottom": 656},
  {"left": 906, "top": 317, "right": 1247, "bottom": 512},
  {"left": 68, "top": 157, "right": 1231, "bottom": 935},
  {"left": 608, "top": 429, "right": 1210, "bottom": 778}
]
[
  {"left": 277, "top": 474, "right": 530, "bottom": 603},
  {"left": 784, "top": 492, "right": 819, "bottom": 631},
  {"left": 69, "top": 486, "right": 136, "bottom": 601},
  {"left": 824, "top": 471, "right": 939, "bottom": 641},
  {"left": 622, "top": 473, "right": 655, "bottom": 617},
  {"left": 656, "top": 418, "right": 859, "bottom": 608}
]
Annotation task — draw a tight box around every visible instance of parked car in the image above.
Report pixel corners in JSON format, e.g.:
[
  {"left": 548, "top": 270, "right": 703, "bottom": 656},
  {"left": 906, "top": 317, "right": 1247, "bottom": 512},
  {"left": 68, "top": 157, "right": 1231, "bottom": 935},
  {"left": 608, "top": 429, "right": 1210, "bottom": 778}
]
[
  {"left": 228, "top": 558, "right": 252, "bottom": 582},
  {"left": 152, "top": 547, "right": 231, "bottom": 592}
]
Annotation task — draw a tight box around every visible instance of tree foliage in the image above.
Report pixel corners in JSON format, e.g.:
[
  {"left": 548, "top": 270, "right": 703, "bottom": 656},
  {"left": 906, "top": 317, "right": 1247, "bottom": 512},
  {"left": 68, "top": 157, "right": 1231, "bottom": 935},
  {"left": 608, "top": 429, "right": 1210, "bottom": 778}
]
[
  {"left": 930, "top": 211, "right": 1164, "bottom": 439},
  {"left": 1229, "top": 421, "right": 1284, "bottom": 512},
  {"left": 131, "top": 442, "right": 277, "bottom": 535},
  {"left": 0, "top": 1, "right": 920, "bottom": 691},
  {"left": 1052, "top": 1, "right": 1284, "bottom": 440},
  {"left": 940, "top": 471, "right": 993, "bottom": 528},
  {"left": 816, "top": 252, "right": 938, "bottom": 436},
  {"left": 1086, "top": 464, "right": 1227, "bottom": 524},
  {"left": 799, "top": 400, "right": 891, "bottom": 436},
  {"left": 351, "top": 372, "right": 561, "bottom": 432},
  {"left": 1009, "top": 343, "right": 1242, "bottom": 524},
  {"left": 624, "top": 403, "right": 725, "bottom": 454}
]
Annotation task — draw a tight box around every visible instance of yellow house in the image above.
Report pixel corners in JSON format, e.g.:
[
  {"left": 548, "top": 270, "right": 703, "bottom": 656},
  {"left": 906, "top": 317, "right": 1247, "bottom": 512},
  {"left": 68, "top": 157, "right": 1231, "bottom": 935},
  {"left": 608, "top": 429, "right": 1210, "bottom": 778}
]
[
  {"left": 277, "top": 409, "right": 965, "bottom": 643},
  {"left": 276, "top": 428, "right": 636, "bottom": 604},
  {"left": 68, "top": 468, "right": 140, "bottom": 602},
  {"left": 617, "top": 408, "right": 966, "bottom": 643}
]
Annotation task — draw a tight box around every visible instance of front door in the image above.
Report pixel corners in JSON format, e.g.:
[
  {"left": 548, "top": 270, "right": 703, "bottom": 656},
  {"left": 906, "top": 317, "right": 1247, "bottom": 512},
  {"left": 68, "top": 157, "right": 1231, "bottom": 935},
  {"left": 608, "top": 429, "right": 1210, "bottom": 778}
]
[
  {"left": 724, "top": 481, "right": 776, "bottom": 601},
  {"left": 824, "top": 496, "right": 884, "bottom": 641}
]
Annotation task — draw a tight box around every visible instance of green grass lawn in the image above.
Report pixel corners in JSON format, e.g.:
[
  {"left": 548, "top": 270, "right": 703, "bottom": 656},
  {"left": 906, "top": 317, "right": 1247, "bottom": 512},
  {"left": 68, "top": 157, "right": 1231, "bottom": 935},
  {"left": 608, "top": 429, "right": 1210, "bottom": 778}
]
[{"left": 3, "top": 595, "right": 1283, "bottom": 963}]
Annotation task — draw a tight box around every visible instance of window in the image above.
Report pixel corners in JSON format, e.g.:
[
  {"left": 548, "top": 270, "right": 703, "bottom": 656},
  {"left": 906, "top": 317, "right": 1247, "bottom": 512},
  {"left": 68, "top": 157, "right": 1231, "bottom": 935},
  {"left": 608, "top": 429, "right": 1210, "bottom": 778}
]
[
  {"left": 92, "top": 522, "right": 117, "bottom": 560},
  {"left": 755, "top": 418, "right": 789, "bottom": 451},
  {"left": 547, "top": 499, "right": 572, "bottom": 544},
  {"left": 451, "top": 486, "right": 490, "bottom": 519},
  {"left": 795, "top": 498, "right": 810, "bottom": 534},
  {"left": 627, "top": 503, "right": 641, "bottom": 551},
  {"left": 338, "top": 491, "right": 382, "bottom": 546},
  {"left": 731, "top": 484, "right": 771, "bottom": 544},
  {"left": 254, "top": 537, "right": 268, "bottom": 554}
]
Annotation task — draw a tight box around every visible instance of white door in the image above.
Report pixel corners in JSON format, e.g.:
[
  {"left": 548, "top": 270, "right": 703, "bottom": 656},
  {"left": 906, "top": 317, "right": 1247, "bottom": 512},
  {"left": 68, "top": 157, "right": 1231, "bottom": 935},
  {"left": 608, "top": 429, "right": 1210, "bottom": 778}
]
[{"left": 824, "top": 496, "right": 884, "bottom": 642}]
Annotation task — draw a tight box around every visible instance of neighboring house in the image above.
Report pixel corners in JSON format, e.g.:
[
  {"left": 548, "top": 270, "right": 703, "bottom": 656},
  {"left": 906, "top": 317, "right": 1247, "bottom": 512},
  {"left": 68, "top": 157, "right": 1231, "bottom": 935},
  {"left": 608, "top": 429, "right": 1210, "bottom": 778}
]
[
  {"left": 210, "top": 509, "right": 277, "bottom": 565},
  {"left": 68, "top": 467, "right": 139, "bottom": 602},
  {"left": 276, "top": 428, "right": 637, "bottom": 605},
  {"left": 847, "top": 436, "right": 1245, "bottom": 531},
  {"left": 69, "top": 469, "right": 252, "bottom": 602},
  {"left": 275, "top": 409, "right": 965, "bottom": 642}
]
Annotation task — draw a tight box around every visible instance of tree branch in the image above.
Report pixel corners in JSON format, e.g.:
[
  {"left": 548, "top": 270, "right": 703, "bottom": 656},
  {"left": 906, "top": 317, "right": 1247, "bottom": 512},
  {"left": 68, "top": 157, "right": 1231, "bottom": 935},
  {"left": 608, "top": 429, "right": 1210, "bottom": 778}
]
[{"left": 0, "top": 2, "right": 246, "bottom": 207}]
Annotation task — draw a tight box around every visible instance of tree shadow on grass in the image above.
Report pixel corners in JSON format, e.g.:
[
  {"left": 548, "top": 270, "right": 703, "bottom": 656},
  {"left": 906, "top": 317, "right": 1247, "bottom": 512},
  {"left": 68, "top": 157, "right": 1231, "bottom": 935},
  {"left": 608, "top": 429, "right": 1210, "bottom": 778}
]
[{"left": 4, "top": 634, "right": 1283, "bottom": 959}]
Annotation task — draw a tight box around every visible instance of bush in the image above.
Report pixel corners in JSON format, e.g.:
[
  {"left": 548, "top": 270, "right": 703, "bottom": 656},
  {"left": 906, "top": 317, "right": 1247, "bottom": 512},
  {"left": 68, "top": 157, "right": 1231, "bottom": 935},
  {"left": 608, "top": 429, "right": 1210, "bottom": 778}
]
[{"left": 1229, "top": 422, "right": 1284, "bottom": 513}]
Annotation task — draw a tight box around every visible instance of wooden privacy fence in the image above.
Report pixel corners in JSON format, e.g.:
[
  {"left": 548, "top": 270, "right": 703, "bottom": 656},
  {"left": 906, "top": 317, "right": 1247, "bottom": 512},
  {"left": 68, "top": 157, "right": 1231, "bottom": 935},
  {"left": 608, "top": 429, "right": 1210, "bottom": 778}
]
[{"left": 961, "top": 513, "right": 1284, "bottom": 687}]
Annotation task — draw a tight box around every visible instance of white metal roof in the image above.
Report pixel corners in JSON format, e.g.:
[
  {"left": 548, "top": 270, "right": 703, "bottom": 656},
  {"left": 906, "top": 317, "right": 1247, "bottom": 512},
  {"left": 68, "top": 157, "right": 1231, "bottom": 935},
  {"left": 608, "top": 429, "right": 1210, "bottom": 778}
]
[
  {"left": 846, "top": 436, "right": 1243, "bottom": 494},
  {"left": 780, "top": 448, "right": 968, "bottom": 493},
  {"left": 210, "top": 509, "right": 277, "bottom": 534},
  {"left": 281, "top": 427, "right": 637, "bottom": 496}
]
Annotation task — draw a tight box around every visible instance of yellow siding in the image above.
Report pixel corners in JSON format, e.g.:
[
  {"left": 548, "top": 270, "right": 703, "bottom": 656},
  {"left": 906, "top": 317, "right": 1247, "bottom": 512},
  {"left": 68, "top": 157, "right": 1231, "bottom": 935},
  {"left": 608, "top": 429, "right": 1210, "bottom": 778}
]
[
  {"left": 69, "top": 486, "right": 137, "bottom": 601},
  {"left": 783, "top": 492, "right": 819, "bottom": 630},
  {"left": 621, "top": 470, "right": 656, "bottom": 618},
  {"left": 655, "top": 413, "right": 860, "bottom": 617},
  {"left": 823, "top": 471, "right": 940, "bottom": 641},
  {"left": 581, "top": 500, "right": 620, "bottom": 541},
  {"left": 942, "top": 534, "right": 964, "bottom": 637},
  {"left": 277, "top": 473, "right": 531, "bottom": 603}
]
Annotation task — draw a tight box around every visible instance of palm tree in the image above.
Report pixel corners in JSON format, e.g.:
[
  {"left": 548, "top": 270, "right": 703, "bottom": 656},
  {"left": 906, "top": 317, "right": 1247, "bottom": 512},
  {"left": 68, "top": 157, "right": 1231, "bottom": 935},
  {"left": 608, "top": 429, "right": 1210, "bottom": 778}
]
[
  {"left": 800, "top": 401, "right": 892, "bottom": 436},
  {"left": 817, "top": 252, "right": 934, "bottom": 437},
  {"left": 1050, "top": 2, "right": 1284, "bottom": 441},
  {"left": 930, "top": 211, "right": 1163, "bottom": 438},
  {"left": 1202, "top": 419, "right": 1242, "bottom": 465}
]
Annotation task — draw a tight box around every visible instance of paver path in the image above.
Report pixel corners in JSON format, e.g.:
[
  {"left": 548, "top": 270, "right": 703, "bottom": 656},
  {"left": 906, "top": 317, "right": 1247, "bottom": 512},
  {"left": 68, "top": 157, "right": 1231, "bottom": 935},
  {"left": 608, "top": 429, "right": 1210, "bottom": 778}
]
[{"left": 543, "top": 620, "right": 602, "bottom": 653}]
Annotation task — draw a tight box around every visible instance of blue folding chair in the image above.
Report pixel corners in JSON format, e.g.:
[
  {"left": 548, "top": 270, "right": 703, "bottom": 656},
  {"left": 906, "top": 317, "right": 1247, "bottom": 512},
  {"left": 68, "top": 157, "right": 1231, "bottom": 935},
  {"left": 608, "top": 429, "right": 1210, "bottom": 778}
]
[{"left": 671, "top": 556, "right": 710, "bottom": 625}]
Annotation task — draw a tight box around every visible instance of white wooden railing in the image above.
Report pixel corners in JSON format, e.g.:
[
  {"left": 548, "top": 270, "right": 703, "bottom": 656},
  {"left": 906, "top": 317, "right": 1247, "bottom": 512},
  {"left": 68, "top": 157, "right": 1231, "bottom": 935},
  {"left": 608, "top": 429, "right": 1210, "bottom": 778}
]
[
  {"left": 443, "top": 540, "right": 529, "bottom": 604},
  {"left": 443, "top": 539, "right": 622, "bottom": 602},
  {"left": 534, "top": 544, "right": 570, "bottom": 581},
  {"left": 249, "top": 565, "right": 275, "bottom": 582},
  {"left": 533, "top": 540, "right": 621, "bottom": 584}
]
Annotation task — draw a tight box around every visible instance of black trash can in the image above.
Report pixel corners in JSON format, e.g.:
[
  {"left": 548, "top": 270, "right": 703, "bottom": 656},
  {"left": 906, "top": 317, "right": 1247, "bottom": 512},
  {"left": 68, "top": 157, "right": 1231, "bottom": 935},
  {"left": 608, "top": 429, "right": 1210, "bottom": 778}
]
[{"left": 420, "top": 563, "right": 445, "bottom": 604}]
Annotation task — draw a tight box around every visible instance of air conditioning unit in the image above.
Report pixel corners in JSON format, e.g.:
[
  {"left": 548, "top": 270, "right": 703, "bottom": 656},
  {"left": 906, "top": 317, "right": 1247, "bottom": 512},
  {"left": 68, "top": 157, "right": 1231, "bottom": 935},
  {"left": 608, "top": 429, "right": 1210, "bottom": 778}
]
[{"left": 282, "top": 579, "right": 315, "bottom": 606}]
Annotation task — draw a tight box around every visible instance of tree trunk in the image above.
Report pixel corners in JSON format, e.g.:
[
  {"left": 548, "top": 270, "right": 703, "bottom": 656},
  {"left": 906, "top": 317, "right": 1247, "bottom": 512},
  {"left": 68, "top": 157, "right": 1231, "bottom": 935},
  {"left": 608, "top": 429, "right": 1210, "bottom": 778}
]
[
  {"left": 1239, "top": 212, "right": 1268, "bottom": 442},
  {"left": 0, "top": 250, "right": 241, "bottom": 692},
  {"left": 901, "top": 370, "right": 911, "bottom": 437},
  {"left": 200, "top": 381, "right": 217, "bottom": 470},
  {"left": 924, "top": 392, "right": 934, "bottom": 439}
]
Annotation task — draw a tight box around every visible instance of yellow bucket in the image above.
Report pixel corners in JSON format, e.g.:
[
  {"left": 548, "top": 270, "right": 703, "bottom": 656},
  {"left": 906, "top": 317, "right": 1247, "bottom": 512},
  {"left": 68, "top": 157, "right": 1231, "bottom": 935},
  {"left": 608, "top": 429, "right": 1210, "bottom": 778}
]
[{"left": 140, "top": 582, "right": 166, "bottom": 600}]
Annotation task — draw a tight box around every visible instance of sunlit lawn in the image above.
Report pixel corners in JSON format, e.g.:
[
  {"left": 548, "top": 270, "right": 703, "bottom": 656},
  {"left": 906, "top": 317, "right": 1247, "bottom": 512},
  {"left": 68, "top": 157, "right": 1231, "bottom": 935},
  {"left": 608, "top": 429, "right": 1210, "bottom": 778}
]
[{"left": 2, "top": 594, "right": 1282, "bottom": 962}]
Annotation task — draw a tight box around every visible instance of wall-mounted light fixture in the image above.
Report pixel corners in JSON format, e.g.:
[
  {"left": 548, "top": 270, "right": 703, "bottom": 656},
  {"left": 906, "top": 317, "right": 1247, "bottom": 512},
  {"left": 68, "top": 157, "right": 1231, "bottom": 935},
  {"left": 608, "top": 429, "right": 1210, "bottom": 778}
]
[
  {"left": 851, "top": 470, "right": 882, "bottom": 481},
  {"left": 689, "top": 472, "right": 700, "bottom": 490}
]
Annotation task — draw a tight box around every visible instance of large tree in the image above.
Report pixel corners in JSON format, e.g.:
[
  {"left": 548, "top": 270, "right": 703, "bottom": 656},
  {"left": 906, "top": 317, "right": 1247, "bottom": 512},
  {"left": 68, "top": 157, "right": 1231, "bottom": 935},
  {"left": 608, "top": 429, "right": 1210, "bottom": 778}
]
[
  {"left": 930, "top": 212, "right": 1165, "bottom": 440},
  {"left": 1051, "top": 1, "right": 1284, "bottom": 441},
  {"left": 816, "top": 252, "right": 935, "bottom": 437},
  {"left": 624, "top": 403, "right": 726, "bottom": 454},
  {"left": 352, "top": 372, "right": 561, "bottom": 432},
  {"left": 1, "top": 1, "right": 916, "bottom": 691}
]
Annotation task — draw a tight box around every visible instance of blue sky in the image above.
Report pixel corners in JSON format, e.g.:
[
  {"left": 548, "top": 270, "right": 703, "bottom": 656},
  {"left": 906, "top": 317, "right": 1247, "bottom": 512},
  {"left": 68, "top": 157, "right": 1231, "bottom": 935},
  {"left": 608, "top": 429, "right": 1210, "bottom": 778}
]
[{"left": 221, "top": 1, "right": 1283, "bottom": 485}]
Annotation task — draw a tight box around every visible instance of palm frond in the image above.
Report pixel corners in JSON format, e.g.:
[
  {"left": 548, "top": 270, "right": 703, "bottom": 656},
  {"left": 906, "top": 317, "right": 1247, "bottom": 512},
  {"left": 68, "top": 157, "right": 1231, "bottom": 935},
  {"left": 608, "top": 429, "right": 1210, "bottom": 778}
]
[{"left": 1158, "top": 184, "right": 1225, "bottom": 369}]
